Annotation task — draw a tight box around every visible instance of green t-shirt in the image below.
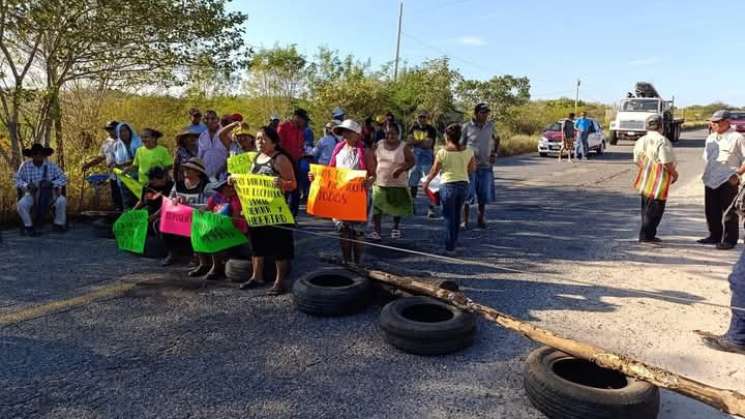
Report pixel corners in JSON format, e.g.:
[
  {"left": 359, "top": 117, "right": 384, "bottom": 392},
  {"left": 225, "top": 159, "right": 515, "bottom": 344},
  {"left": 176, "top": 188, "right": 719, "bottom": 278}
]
[
  {"left": 436, "top": 148, "right": 473, "bottom": 183},
  {"left": 133, "top": 145, "right": 172, "bottom": 184}
]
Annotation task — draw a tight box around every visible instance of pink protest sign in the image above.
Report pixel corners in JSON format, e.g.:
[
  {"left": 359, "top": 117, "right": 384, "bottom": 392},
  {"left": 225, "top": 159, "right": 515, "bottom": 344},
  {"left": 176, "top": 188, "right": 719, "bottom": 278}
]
[{"left": 159, "top": 199, "right": 194, "bottom": 237}]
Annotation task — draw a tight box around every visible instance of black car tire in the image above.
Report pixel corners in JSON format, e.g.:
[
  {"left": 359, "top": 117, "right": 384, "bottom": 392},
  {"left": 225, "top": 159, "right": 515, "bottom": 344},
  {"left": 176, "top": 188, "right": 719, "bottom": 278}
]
[
  {"left": 539, "top": 152, "right": 548, "bottom": 157},
  {"left": 609, "top": 131, "right": 618, "bottom": 145},
  {"left": 379, "top": 296, "right": 476, "bottom": 356},
  {"left": 292, "top": 268, "right": 371, "bottom": 316},
  {"left": 225, "top": 258, "right": 277, "bottom": 283},
  {"left": 523, "top": 346, "right": 660, "bottom": 419}
]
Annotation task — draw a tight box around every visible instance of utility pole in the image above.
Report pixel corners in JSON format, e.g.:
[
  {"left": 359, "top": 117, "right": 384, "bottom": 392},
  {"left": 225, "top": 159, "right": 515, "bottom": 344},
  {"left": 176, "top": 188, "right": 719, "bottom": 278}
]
[
  {"left": 574, "top": 78, "right": 581, "bottom": 114},
  {"left": 393, "top": 0, "right": 403, "bottom": 81}
]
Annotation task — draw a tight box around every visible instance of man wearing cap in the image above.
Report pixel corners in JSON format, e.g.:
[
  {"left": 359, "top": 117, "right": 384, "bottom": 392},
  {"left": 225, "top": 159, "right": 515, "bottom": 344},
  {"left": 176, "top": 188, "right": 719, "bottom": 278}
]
[
  {"left": 699, "top": 110, "right": 745, "bottom": 250},
  {"left": 15, "top": 144, "right": 68, "bottom": 236},
  {"left": 278, "top": 108, "right": 309, "bottom": 216},
  {"left": 460, "top": 103, "right": 499, "bottom": 229},
  {"left": 82, "top": 120, "right": 122, "bottom": 210},
  {"left": 407, "top": 110, "right": 438, "bottom": 217},
  {"left": 197, "top": 109, "right": 229, "bottom": 181},
  {"left": 332, "top": 106, "right": 346, "bottom": 123},
  {"left": 633, "top": 115, "right": 678, "bottom": 243},
  {"left": 313, "top": 121, "right": 340, "bottom": 165},
  {"left": 186, "top": 108, "right": 207, "bottom": 135}
]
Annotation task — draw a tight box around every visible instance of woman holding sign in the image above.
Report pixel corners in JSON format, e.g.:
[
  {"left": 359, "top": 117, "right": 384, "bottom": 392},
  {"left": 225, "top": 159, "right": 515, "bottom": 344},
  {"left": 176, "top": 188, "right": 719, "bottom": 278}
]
[
  {"left": 422, "top": 124, "right": 476, "bottom": 255},
  {"left": 370, "top": 123, "right": 415, "bottom": 240},
  {"left": 325, "top": 119, "right": 376, "bottom": 264},
  {"left": 239, "top": 126, "right": 296, "bottom": 295}
]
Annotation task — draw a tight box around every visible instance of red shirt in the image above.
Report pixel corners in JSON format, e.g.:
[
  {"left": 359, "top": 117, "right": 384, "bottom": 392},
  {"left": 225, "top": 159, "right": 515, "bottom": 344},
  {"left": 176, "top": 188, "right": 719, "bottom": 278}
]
[{"left": 277, "top": 121, "right": 304, "bottom": 162}]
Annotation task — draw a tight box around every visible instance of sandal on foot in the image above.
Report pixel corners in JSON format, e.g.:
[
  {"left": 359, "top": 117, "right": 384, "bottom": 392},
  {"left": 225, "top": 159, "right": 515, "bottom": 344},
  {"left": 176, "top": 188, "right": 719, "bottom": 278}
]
[
  {"left": 267, "top": 285, "right": 287, "bottom": 296},
  {"left": 204, "top": 271, "right": 224, "bottom": 281},
  {"left": 188, "top": 265, "right": 210, "bottom": 277},
  {"left": 367, "top": 231, "right": 382, "bottom": 241},
  {"left": 239, "top": 278, "right": 266, "bottom": 290}
]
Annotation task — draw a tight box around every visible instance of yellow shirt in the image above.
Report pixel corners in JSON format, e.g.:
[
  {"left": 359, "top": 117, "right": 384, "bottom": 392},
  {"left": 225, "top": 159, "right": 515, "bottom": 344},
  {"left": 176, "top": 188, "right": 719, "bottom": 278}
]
[{"left": 436, "top": 148, "right": 473, "bottom": 183}]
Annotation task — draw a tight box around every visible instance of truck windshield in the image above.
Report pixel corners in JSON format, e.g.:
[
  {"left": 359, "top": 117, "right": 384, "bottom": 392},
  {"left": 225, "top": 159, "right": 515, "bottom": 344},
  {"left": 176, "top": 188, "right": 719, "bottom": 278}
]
[{"left": 621, "top": 100, "right": 659, "bottom": 112}]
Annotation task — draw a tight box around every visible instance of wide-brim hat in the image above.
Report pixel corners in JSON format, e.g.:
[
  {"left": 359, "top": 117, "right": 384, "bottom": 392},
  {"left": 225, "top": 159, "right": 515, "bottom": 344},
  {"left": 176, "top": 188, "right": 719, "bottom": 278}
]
[
  {"left": 332, "top": 119, "right": 362, "bottom": 136},
  {"left": 181, "top": 157, "right": 208, "bottom": 176},
  {"left": 23, "top": 143, "right": 54, "bottom": 157}
]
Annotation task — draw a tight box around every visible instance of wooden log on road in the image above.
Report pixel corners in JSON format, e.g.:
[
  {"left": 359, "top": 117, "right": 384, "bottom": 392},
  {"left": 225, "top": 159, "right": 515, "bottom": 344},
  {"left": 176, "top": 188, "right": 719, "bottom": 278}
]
[{"left": 339, "top": 263, "right": 745, "bottom": 416}]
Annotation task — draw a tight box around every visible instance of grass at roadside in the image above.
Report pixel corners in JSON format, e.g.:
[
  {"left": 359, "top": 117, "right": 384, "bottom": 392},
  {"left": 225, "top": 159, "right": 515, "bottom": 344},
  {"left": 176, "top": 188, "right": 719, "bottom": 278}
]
[
  {"left": 500, "top": 134, "right": 539, "bottom": 157},
  {"left": 682, "top": 120, "right": 709, "bottom": 131}
]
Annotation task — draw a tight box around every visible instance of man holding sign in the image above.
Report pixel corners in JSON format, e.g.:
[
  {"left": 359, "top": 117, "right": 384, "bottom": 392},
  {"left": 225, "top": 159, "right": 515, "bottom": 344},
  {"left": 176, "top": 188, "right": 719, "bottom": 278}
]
[{"left": 232, "top": 126, "right": 296, "bottom": 295}]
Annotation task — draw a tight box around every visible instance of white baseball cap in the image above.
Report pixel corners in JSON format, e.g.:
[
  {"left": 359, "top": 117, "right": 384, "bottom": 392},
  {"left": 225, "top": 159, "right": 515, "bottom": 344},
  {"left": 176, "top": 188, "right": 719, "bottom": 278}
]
[{"left": 332, "top": 119, "right": 362, "bottom": 136}]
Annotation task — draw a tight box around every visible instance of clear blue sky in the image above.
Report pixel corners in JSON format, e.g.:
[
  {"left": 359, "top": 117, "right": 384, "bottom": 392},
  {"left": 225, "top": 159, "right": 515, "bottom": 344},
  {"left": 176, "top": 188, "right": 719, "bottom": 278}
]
[{"left": 231, "top": 0, "right": 743, "bottom": 106}]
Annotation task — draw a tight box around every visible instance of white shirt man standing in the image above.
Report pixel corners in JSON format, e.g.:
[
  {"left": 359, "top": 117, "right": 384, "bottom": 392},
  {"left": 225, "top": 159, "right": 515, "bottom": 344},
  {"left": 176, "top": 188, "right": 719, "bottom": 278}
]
[{"left": 699, "top": 110, "right": 745, "bottom": 250}]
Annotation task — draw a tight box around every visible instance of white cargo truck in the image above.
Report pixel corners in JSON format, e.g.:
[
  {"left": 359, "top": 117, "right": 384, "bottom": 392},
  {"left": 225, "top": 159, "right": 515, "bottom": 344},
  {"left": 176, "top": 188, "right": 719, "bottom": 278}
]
[{"left": 608, "top": 82, "right": 684, "bottom": 144}]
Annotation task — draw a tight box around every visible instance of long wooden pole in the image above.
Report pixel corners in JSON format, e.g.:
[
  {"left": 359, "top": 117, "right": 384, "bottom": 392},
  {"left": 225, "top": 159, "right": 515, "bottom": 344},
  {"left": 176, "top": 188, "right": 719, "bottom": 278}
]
[{"left": 342, "top": 264, "right": 745, "bottom": 416}]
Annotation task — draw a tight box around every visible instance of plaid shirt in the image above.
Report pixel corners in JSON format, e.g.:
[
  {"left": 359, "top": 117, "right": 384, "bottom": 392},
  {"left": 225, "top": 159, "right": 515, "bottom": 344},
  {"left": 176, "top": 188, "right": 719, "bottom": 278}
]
[{"left": 14, "top": 160, "right": 67, "bottom": 190}]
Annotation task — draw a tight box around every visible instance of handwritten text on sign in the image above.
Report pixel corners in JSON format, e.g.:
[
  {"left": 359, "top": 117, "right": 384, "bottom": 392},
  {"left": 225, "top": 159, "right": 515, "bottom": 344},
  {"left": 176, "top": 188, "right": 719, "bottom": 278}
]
[
  {"left": 307, "top": 164, "right": 367, "bottom": 221},
  {"left": 233, "top": 174, "right": 295, "bottom": 226},
  {"left": 159, "top": 199, "right": 194, "bottom": 237},
  {"left": 227, "top": 151, "right": 257, "bottom": 175},
  {"left": 113, "top": 209, "right": 148, "bottom": 254},
  {"left": 190, "top": 210, "right": 248, "bottom": 253}
]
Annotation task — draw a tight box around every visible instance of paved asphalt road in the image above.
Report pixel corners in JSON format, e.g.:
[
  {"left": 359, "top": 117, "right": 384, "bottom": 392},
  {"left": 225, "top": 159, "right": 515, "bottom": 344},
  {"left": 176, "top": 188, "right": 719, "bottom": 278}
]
[{"left": 0, "top": 129, "right": 738, "bottom": 418}]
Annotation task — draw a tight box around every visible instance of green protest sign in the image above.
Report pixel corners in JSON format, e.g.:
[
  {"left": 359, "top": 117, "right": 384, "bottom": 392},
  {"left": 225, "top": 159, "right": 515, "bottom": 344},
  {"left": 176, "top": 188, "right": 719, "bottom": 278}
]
[
  {"left": 113, "top": 209, "right": 148, "bottom": 254},
  {"left": 233, "top": 174, "right": 295, "bottom": 226},
  {"left": 227, "top": 152, "right": 257, "bottom": 175},
  {"left": 190, "top": 210, "right": 248, "bottom": 253},
  {"left": 113, "top": 168, "right": 144, "bottom": 198}
]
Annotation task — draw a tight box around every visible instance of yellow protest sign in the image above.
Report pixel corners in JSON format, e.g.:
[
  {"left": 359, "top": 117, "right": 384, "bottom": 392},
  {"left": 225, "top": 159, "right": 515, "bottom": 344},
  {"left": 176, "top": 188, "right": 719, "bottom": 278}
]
[
  {"left": 227, "top": 152, "right": 256, "bottom": 175},
  {"left": 307, "top": 164, "right": 367, "bottom": 221},
  {"left": 233, "top": 174, "right": 295, "bottom": 226},
  {"left": 113, "top": 168, "right": 143, "bottom": 198}
]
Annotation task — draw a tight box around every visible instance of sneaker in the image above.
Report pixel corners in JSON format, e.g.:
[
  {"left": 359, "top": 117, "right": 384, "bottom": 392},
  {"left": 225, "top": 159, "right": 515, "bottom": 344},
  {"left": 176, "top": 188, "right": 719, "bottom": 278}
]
[
  {"left": 697, "top": 237, "right": 719, "bottom": 244},
  {"left": 696, "top": 331, "right": 745, "bottom": 355},
  {"left": 391, "top": 229, "right": 401, "bottom": 239},
  {"left": 426, "top": 208, "right": 436, "bottom": 218},
  {"left": 716, "top": 242, "right": 736, "bottom": 250}
]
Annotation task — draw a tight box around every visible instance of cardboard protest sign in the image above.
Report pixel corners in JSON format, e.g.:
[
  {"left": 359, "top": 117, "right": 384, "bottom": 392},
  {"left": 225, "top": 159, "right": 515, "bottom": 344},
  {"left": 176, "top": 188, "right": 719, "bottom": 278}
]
[
  {"left": 159, "top": 199, "right": 193, "bottom": 237},
  {"left": 113, "top": 209, "right": 148, "bottom": 254},
  {"left": 113, "top": 168, "right": 143, "bottom": 198},
  {"left": 227, "top": 152, "right": 257, "bottom": 175},
  {"left": 233, "top": 174, "right": 294, "bottom": 226},
  {"left": 190, "top": 210, "right": 248, "bottom": 253},
  {"left": 307, "top": 164, "right": 367, "bottom": 221}
]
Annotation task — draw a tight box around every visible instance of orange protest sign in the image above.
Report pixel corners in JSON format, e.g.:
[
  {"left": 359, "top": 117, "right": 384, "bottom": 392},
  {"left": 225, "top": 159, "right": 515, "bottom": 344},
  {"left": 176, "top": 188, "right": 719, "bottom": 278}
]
[{"left": 307, "top": 164, "right": 368, "bottom": 221}]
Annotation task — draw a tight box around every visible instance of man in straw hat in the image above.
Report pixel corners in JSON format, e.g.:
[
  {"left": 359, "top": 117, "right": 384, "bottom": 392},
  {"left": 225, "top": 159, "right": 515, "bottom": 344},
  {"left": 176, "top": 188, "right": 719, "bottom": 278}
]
[{"left": 14, "top": 144, "right": 68, "bottom": 236}]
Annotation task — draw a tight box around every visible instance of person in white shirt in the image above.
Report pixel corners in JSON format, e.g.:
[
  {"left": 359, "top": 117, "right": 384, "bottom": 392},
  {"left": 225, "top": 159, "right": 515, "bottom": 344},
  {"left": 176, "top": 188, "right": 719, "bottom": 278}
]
[
  {"left": 82, "top": 120, "right": 122, "bottom": 210},
  {"left": 699, "top": 110, "right": 745, "bottom": 250},
  {"left": 15, "top": 144, "right": 68, "bottom": 236}
]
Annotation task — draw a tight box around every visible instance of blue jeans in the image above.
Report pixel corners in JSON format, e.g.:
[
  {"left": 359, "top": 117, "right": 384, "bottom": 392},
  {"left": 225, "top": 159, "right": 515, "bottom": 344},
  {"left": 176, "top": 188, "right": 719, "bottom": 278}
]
[
  {"left": 408, "top": 148, "right": 434, "bottom": 187},
  {"left": 575, "top": 131, "right": 589, "bottom": 159},
  {"left": 440, "top": 182, "right": 468, "bottom": 251},
  {"left": 725, "top": 249, "right": 745, "bottom": 345},
  {"left": 467, "top": 167, "right": 495, "bottom": 206}
]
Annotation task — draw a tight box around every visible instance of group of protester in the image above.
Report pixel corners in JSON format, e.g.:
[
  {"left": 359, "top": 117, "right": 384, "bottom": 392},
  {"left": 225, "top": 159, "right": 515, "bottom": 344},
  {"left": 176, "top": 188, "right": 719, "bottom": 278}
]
[
  {"left": 630, "top": 109, "right": 745, "bottom": 356},
  {"left": 13, "top": 103, "right": 499, "bottom": 291}
]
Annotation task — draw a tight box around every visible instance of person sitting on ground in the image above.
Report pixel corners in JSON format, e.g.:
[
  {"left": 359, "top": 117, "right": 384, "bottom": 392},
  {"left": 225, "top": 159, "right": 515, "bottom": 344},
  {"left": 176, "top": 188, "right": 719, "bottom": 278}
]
[
  {"left": 130, "top": 128, "right": 172, "bottom": 186},
  {"left": 312, "top": 121, "right": 340, "bottom": 166},
  {"left": 229, "top": 122, "right": 256, "bottom": 155},
  {"left": 134, "top": 166, "right": 174, "bottom": 235},
  {"left": 194, "top": 179, "right": 250, "bottom": 281},
  {"left": 162, "top": 157, "right": 211, "bottom": 267},
  {"left": 173, "top": 129, "right": 200, "bottom": 183},
  {"left": 316, "top": 119, "right": 376, "bottom": 264},
  {"left": 423, "top": 123, "right": 476, "bottom": 255},
  {"left": 15, "top": 144, "right": 68, "bottom": 236},
  {"left": 370, "top": 122, "right": 415, "bottom": 240},
  {"left": 237, "top": 126, "right": 296, "bottom": 295}
]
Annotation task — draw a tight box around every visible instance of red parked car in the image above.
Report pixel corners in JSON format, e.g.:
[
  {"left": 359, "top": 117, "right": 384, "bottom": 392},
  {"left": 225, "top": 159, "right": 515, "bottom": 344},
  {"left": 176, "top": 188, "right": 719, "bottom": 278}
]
[{"left": 728, "top": 111, "right": 745, "bottom": 133}]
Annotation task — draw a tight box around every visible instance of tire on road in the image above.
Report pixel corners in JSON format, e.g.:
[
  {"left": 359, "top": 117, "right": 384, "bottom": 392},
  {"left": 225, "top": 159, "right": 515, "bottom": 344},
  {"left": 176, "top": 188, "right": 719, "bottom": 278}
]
[
  {"left": 523, "top": 346, "right": 660, "bottom": 419},
  {"left": 596, "top": 141, "right": 605, "bottom": 155},
  {"left": 292, "top": 268, "right": 371, "bottom": 316},
  {"left": 225, "top": 258, "right": 277, "bottom": 283},
  {"left": 379, "top": 296, "right": 476, "bottom": 356},
  {"left": 92, "top": 218, "right": 114, "bottom": 239},
  {"left": 539, "top": 152, "right": 548, "bottom": 158},
  {"left": 609, "top": 130, "right": 618, "bottom": 145}
]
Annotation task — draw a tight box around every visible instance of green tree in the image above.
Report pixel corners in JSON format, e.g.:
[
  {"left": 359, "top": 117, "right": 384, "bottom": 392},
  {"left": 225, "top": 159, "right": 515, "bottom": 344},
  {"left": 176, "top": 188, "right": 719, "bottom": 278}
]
[
  {"left": 456, "top": 75, "right": 531, "bottom": 124},
  {"left": 244, "top": 45, "right": 309, "bottom": 119},
  {"left": 0, "top": 0, "right": 248, "bottom": 168}
]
